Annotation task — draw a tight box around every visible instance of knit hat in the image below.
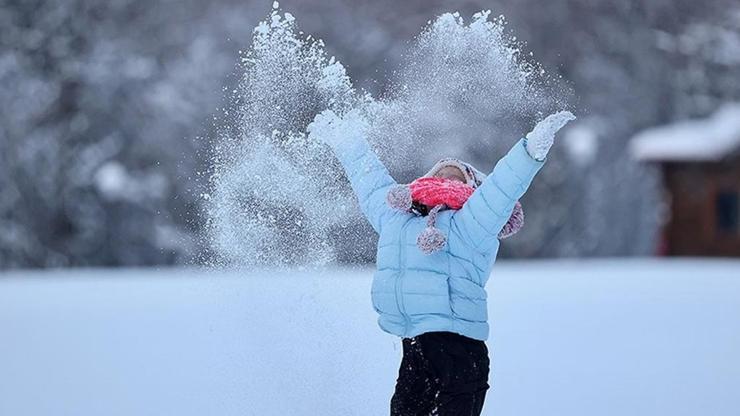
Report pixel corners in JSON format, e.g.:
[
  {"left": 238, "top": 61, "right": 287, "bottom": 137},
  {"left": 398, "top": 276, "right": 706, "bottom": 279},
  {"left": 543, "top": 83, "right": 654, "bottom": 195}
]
[
  {"left": 386, "top": 158, "right": 524, "bottom": 254},
  {"left": 424, "top": 158, "right": 486, "bottom": 188}
]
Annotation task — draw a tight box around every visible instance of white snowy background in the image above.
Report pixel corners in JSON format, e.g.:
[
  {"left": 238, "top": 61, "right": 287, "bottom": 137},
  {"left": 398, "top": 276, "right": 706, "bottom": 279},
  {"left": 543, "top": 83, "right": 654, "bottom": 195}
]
[
  {"left": 2, "top": 259, "right": 739, "bottom": 416},
  {"left": 3, "top": 0, "right": 740, "bottom": 267}
]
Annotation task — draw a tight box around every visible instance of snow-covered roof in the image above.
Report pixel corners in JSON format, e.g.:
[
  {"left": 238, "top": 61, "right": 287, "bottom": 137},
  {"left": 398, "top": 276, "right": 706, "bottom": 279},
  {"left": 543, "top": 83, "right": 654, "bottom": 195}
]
[{"left": 629, "top": 103, "right": 740, "bottom": 162}]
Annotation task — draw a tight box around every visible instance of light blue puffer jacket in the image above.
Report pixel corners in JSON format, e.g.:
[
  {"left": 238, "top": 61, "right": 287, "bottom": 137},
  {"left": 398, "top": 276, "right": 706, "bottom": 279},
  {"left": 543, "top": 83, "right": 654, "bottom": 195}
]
[{"left": 332, "top": 134, "right": 545, "bottom": 341}]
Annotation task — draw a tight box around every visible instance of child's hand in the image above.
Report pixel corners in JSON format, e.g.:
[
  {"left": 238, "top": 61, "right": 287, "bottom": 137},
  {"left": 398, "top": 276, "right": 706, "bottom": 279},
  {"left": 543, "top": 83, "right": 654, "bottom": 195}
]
[
  {"left": 524, "top": 110, "right": 576, "bottom": 161},
  {"left": 307, "top": 109, "right": 369, "bottom": 149}
]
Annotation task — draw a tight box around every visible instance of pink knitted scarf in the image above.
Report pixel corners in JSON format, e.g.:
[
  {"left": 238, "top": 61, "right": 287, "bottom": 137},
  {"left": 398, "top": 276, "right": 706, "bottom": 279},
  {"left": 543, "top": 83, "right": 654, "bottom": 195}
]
[{"left": 408, "top": 177, "right": 474, "bottom": 210}]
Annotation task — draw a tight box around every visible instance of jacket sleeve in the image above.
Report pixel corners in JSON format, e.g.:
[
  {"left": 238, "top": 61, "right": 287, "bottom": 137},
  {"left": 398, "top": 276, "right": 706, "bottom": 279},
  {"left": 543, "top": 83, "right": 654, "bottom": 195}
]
[
  {"left": 330, "top": 134, "right": 399, "bottom": 234},
  {"left": 451, "top": 138, "right": 545, "bottom": 253}
]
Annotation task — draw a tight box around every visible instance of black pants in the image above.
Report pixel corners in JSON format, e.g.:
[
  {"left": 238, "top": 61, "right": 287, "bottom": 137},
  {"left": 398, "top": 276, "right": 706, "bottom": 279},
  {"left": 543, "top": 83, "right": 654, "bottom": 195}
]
[{"left": 390, "top": 331, "right": 490, "bottom": 416}]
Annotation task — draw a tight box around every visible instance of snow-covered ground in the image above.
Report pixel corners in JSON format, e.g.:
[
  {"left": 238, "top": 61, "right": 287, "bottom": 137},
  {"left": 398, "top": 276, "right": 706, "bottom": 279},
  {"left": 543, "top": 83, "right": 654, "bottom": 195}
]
[{"left": 1, "top": 259, "right": 739, "bottom": 416}]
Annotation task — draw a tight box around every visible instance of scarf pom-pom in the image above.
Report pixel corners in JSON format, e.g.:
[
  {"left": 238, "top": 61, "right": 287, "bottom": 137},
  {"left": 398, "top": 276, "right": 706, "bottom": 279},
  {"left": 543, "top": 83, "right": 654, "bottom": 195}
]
[
  {"left": 386, "top": 185, "right": 412, "bottom": 211},
  {"left": 498, "top": 201, "right": 524, "bottom": 239},
  {"left": 417, "top": 226, "right": 446, "bottom": 254}
]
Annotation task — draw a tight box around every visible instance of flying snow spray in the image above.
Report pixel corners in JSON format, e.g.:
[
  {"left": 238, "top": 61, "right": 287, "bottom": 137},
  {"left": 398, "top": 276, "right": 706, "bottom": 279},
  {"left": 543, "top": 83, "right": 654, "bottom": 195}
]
[{"left": 205, "top": 2, "right": 568, "bottom": 268}]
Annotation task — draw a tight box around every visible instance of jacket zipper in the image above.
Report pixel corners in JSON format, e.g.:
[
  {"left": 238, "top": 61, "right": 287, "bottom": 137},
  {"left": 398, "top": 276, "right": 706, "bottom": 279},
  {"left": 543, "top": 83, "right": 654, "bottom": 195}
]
[{"left": 395, "top": 220, "right": 410, "bottom": 336}]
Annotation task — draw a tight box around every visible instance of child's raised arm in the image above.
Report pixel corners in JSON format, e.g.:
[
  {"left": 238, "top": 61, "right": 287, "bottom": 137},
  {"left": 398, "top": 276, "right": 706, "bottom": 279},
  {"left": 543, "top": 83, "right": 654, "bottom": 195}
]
[
  {"left": 308, "top": 109, "right": 401, "bottom": 234},
  {"left": 451, "top": 111, "right": 575, "bottom": 254}
]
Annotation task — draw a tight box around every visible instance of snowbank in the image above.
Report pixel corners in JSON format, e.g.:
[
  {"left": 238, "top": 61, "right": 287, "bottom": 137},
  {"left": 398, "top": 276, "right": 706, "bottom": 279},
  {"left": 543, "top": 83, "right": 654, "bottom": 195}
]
[{"left": 1, "top": 259, "right": 739, "bottom": 415}]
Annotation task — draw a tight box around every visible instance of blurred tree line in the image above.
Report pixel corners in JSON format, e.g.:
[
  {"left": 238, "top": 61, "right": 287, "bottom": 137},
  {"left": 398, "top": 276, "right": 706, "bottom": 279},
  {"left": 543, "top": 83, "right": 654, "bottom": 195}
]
[{"left": 1, "top": 0, "right": 739, "bottom": 268}]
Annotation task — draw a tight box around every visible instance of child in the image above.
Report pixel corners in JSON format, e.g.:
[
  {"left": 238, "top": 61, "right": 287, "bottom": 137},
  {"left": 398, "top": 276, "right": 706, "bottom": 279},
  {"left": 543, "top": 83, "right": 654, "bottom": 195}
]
[{"left": 307, "top": 109, "right": 575, "bottom": 415}]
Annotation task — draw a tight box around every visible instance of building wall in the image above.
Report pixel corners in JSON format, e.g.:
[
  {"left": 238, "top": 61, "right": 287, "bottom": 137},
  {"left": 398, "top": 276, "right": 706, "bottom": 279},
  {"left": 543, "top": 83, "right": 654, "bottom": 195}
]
[{"left": 663, "top": 155, "right": 740, "bottom": 256}]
